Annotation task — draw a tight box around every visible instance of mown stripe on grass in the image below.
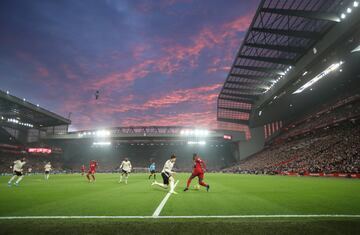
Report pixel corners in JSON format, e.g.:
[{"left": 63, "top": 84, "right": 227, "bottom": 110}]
[{"left": 0, "top": 214, "right": 360, "bottom": 219}]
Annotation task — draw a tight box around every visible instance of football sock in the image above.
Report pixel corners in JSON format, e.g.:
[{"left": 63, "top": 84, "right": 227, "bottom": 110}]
[
  {"left": 186, "top": 178, "right": 192, "bottom": 188},
  {"left": 169, "top": 180, "right": 175, "bottom": 193},
  {"left": 153, "top": 181, "right": 167, "bottom": 189},
  {"left": 199, "top": 181, "right": 208, "bottom": 187},
  {"left": 15, "top": 176, "right": 23, "bottom": 184},
  {"left": 8, "top": 175, "right": 16, "bottom": 184}
]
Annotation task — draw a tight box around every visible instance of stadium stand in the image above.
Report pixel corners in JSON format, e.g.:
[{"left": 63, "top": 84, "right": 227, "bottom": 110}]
[
  {"left": 216, "top": 0, "right": 360, "bottom": 179},
  {"left": 225, "top": 93, "right": 360, "bottom": 176},
  {"left": 0, "top": 89, "right": 71, "bottom": 173}
]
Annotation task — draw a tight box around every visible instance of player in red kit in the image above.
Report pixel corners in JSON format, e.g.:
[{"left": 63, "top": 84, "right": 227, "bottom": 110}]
[
  {"left": 183, "top": 153, "right": 210, "bottom": 192},
  {"left": 86, "top": 160, "right": 98, "bottom": 182},
  {"left": 81, "top": 164, "right": 86, "bottom": 176}
]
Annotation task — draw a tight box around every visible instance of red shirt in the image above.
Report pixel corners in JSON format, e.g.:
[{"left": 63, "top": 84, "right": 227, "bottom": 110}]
[
  {"left": 193, "top": 157, "right": 206, "bottom": 172},
  {"left": 89, "top": 162, "right": 97, "bottom": 171},
  {"left": 81, "top": 166, "right": 85, "bottom": 172}
]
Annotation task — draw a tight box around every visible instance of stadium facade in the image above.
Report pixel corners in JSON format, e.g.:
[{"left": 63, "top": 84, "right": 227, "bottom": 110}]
[
  {"left": 218, "top": 0, "right": 360, "bottom": 149},
  {"left": 0, "top": 90, "right": 250, "bottom": 170},
  {"left": 1, "top": 0, "right": 360, "bottom": 173},
  {"left": 0, "top": 89, "right": 70, "bottom": 148}
]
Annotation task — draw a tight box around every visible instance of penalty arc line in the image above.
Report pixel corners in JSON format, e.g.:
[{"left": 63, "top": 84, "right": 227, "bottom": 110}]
[{"left": 152, "top": 180, "right": 179, "bottom": 217}]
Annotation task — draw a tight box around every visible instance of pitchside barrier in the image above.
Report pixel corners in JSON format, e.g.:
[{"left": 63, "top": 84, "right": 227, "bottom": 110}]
[{"left": 281, "top": 172, "right": 360, "bottom": 178}]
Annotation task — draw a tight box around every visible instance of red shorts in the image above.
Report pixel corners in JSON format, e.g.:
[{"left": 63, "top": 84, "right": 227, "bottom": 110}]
[
  {"left": 191, "top": 170, "right": 204, "bottom": 179},
  {"left": 88, "top": 170, "right": 95, "bottom": 174}
]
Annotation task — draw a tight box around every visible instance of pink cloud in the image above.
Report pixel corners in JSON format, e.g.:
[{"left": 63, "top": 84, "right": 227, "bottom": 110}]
[
  {"left": 142, "top": 83, "right": 222, "bottom": 109},
  {"left": 131, "top": 43, "right": 150, "bottom": 60},
  {"left": 120, "top": 111, "right": 217, "bottom": 128},
  {"left": 62, "top": 64, "right": 78, "bottom": 80},
  {"left": 61, "top": 82, "right": 223, "bottom": 132},
  {"left": 36, "top": 66, "right": 49, "bottom": 77},
  {"left": 85, "top": 13, "right": 253, "bottom": 92},
  {"left": 162, "top": 13, "right": 252, "bottom": 69},
  {"left": 86, "top": 59, "right": 154, "bottom": 91},
  {"left": 56, "top": 13, "right": 255, "bottom": 133}
]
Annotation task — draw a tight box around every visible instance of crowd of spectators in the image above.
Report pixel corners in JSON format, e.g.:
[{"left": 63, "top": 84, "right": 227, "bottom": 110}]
[
  {"left": 224, "top": 93, "right": 360, "bottom": 175},
  {"left": 279, "top": 95, "right": 360, "bottom": 140},
  {"left": 225, "top": 121, "right": 360, "bottom": 174}
]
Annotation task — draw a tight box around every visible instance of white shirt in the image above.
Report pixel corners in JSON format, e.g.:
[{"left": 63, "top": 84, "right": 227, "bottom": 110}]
[
  {"left": 45, "top": 164, "right": 52, "bottom": 171},
  {"left": 13, "top": 160, "right": 26, "bottom": 172},
  {"left": 162, "top": 160, "right": 174, "bottom": 174},
  {"left": 120, "top": 161, "right": 132, "bottom": 172}
]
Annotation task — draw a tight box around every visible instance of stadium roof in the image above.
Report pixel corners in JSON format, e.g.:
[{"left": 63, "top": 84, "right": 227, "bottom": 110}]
[
  {"left": 0, "top": 90, "right": 71, "bottom": 128},
  {"left": 217, "top": 0, "right": 352, "bottom": 125},
  {"left": 45, "top": 126, "right": 246, "bottom": 142}
]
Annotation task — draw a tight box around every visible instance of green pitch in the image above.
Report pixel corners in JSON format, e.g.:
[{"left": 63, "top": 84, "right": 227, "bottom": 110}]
[{"left": 0, "top": 173, "right": 360, "bottom": 234}]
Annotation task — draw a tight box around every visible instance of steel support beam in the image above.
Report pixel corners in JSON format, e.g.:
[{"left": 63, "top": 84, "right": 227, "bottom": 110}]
[
  {"left": 238, "top": 55, "right": 296, "bottom": 65},
  {"left": 218, "top": 96, "right": 255, "bottom": 104},
  {"left": 252, "top": 27, "right": 321, "bottom": 39},
  {"left": 244, "top": 43, "right": 305, "bottom": 53},
  {"left": 261, "top": 8, "right": 341, "bottom": 22},
  {"left": 223, "top": 87, "right": 265, "bottom": 93},
  {"left": 229, "top": 73, "right": 276, "bottom": 81},
  {"left": 221, "top": 91, "right": 259, "bottom": 100},
  {"left": 218, "top": 106, "right": 252, "bottom": 113},
  {"left": 225, "top": 80, "right": 271, "bottom": 87},
  {"left": 217, "top": 117, "right": 249, "bottom": 125},
  {"left": 233, "top": 65, "right": 285, "bottom": 75}
]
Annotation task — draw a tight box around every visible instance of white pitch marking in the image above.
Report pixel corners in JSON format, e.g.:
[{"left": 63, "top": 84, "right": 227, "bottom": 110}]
[
  {"left": 0, "top": 216, "right": 150, "bottom": 219},
  {"left": 155, "top": 214, "right": 360, "bottom": 219},
  {"left": 152, "top": 180, "right": 179, "bottom": 217},
  {"left": 0, "top": 215, "right": 360, "bottom": 220}
]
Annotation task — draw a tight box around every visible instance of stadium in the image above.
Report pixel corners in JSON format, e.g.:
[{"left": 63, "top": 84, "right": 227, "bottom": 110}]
[{"left": 1, "top": 0, "right": 360, "bottom": 234}]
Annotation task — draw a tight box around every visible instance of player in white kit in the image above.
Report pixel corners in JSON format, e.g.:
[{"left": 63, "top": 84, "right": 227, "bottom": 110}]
[
  {"left": 8, "top": 158, "right": 26, "bottom": 187},
  {"left": 152, "top": 154, "right": 177, "bottom": 194},
  {"left": 119, "top": 158, "right": 132, "bottom": 184},
  {"left": 44, "top": 162, "right": 52, "bottom": 180}
]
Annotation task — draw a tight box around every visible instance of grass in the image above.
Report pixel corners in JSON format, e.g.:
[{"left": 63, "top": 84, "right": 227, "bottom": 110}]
[{"left": 0, "top": 173, "right": 360, "bottom": 234}]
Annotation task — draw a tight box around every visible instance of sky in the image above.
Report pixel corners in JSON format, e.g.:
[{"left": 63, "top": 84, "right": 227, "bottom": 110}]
[{"left": 0, "top": 0, "right": 258, "bottom": 131}]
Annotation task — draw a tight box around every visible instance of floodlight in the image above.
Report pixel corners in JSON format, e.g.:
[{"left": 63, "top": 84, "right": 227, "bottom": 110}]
[
  {"left": 293, "top": 61, "right": 343, "bottom": 94},
  {"left": 96, "top": 130, "right": 110, "bottom": 137},
  {"left": 93, "top": 142, "right": 111, "bottom": 146},
  {"left": 187, "top": 141, "right": 206, "bottom": 145},
  {"left": 351, "top": 44, "right": 360, "bottom": 53}
]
